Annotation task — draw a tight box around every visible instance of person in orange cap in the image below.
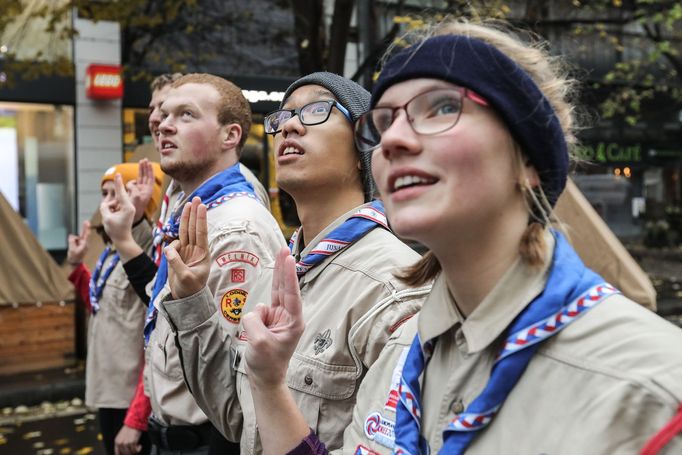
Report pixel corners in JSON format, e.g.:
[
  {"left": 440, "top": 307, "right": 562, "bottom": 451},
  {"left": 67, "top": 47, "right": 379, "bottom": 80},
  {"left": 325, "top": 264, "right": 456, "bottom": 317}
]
[{"left": 67, "top": 159, "right": 163, "bottom": 455}]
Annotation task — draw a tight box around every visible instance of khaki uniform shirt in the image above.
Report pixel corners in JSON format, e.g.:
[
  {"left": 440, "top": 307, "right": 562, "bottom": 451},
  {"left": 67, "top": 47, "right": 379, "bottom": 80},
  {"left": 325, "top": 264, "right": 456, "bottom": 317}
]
[
  {"left": 165, "top": 203, "right": 430, "bottom": 452},
  {"left": 85, "top": 220, "right": 152, "bottom": 409},
  {"left": 147, "top": 184, "right": 286, "bottom": 427},
  {"left": 343, "top": 235, "right": 682, "bottom": 454}
]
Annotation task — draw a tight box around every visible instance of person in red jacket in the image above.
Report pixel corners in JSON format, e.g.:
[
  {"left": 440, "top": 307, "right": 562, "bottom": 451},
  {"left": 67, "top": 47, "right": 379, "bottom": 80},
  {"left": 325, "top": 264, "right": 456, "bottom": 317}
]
[{"left": 67, "top": 160, "right": 163, "bottom": 455}]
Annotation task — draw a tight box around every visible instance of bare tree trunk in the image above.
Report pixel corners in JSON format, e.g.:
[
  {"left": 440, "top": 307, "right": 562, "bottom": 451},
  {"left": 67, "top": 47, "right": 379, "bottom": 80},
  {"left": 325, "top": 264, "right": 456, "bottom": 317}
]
[
  {"left": 328, "top": 0, "right": 354, "bottom": 74},
  {"left": 291, "top": 0, "right": 325, "bottom": 75}
]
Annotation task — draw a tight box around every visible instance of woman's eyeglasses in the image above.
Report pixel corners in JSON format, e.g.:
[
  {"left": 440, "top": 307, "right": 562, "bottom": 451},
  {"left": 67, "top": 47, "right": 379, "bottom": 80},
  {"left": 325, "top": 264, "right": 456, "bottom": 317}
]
[
  {"left": 354, "top": 87, "right": 489, "bottom": 153},
  {"left": 264, "top": 100, "right": 352, "bottom": 135}
]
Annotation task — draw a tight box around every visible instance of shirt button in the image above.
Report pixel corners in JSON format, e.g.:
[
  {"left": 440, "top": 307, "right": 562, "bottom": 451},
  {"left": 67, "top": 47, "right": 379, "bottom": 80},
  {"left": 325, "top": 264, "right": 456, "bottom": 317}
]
[
  {"left": 304, "top": 375, "right": 313, "bottom": 386},
  {"left": 451, "top": 399, "right": 464, "bottom": 414}
]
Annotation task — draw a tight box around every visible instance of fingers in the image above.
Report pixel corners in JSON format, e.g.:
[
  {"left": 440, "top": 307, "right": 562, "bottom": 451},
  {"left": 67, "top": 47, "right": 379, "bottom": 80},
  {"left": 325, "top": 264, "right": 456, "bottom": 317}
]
[
  {"left": 282, "top": 254, "right": 303, "bottom": 327},
  {"left": 271, "top": 248, "right": 291, "bottom": 307},
  {"left": 178, "top": 201, "right": 191, "bottom": 246},
  {"left": 187, "top": 197, "right": 200, "bottom": 246},
  {"left": 80, "top": 220, "right": 91, "bottom": 241},
  {"left": 115, "top": 174, "right": 133, "bottom": 204},
  {"left": 195, "top": 200, "right": 209, "bottom": 251}
]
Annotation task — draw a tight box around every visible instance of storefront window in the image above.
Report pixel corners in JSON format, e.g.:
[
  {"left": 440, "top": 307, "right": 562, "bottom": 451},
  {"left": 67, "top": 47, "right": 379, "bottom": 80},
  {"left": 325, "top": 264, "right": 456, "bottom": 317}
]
[{"left": 0, "top": 102, "right": 74, "bottom": 250}]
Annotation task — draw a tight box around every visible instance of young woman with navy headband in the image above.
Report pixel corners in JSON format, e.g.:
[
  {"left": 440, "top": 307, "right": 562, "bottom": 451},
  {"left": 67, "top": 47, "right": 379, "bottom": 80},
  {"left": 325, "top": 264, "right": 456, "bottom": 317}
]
[{"left": 241, "top": 19, "right": 682, "bottom": 455}]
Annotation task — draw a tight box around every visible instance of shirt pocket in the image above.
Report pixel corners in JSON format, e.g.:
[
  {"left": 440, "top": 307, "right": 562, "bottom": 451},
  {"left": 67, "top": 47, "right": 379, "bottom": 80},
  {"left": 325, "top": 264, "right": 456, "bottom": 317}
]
[
  {"left": 286, "top": 353, "right": 359, "bottom": 451},
  {"left": 148, "top": 328, "right": 184, "bottom": 381}
]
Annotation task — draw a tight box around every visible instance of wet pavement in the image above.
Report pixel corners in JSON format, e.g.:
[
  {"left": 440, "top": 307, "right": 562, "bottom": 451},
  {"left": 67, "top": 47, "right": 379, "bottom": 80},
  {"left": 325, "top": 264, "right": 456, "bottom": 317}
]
[{"left": 0, "top": 400, "right": 103, "bottom": 455}]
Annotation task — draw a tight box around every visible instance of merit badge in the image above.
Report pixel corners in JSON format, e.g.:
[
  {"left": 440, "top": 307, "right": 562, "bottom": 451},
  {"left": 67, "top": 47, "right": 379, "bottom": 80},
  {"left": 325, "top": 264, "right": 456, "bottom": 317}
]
[
  {"left": 221, "top": 289, "right": 248, "bottom": 324},
  {"left": 354, "top": 445, "right": 380, "bottom": 455},
  {"left": 313, "top": 328, "right": 332, "bottom": 355},
  {"left": 364, "top": 412, "right": 395, "bottom": 449},
  {"left": 216, "top": 250, "right": 259, "bottom": 268},
  {"left": 231, "top": 268, "right": 246, "bottom": 283}
]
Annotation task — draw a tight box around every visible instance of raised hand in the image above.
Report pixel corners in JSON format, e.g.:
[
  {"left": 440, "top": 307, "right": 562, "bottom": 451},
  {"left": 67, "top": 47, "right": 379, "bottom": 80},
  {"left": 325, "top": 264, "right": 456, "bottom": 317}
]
[
  {"left": 66, "top": 220, "right": 91, "bottom": 265},
  {"left": 165, "top": 197, "right": 211, "bottom": 299},
  {"left": 126, "top": 158, "right": 155, "bottom": 223},
  {"left": 101, "top": 174, "right": 136, "bottom": 245},
  {"left": 242, "top": 248, "right": 305, "bottom": 387}
]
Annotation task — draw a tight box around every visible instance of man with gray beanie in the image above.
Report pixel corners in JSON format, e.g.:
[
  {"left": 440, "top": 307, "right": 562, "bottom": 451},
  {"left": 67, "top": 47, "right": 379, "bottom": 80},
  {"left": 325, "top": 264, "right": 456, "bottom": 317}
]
[{"left": 163, "top": 72, "right": 430, "bottom": 453}]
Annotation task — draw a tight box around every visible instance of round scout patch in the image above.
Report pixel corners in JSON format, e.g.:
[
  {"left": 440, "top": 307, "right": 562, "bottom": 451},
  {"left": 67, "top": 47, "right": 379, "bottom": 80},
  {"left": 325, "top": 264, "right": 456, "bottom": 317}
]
[{"left": 221, "top": 288, "right": 248, "bottom": 324}]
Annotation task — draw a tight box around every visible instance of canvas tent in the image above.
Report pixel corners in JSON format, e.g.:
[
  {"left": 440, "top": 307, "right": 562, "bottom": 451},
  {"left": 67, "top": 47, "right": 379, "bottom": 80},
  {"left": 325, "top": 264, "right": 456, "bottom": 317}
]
[
  {"left": 0, "top": 192, "right": 76, "bottom": 375},
  {"left": 555, "top": 179, "right": 657, "bottom": 310}
]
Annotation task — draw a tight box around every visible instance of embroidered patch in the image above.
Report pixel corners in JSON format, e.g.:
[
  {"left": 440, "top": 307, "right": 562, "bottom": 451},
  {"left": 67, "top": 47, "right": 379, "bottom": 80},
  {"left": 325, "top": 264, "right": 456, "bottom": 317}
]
[
  {"left": 231, "top": 268, "right": 246, "bottom": 283},
  {"left": 354, "top": 445, "right": 380, "bottom": 455},
  {"left": 221, "top": 289, "right": 248, "bottom": 324},
  {"left": 385, "top": 347, "right": 410, "bottom": 411},
  {"left": 313, "top": 329, "right": 332, "bottom": 355},
  {"left": 216, "top": 251, "right": 259, "bottom": 267},
  {"left": 364, "top": 412, "right": 395, "bottom": 449}
]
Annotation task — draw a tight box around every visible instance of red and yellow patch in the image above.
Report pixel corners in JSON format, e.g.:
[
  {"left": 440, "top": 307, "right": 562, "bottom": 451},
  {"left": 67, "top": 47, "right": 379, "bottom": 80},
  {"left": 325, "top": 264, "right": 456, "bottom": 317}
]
[{"left": 221, "top": 288, "right": 248, "bottom": 324}]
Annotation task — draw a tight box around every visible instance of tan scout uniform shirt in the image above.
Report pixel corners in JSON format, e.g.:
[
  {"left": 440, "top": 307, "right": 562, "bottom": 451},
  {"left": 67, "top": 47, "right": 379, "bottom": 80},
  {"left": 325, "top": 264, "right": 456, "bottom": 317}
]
[
  {"left": 147, "top": 186, "right": 286, "bottom": 427},
  {"left": 85, "top": 220, "right": 152, "bottom": 409},
  {"left": 343, "top": 235, "right": 682, "bottom": 455},
  {"left": 164, "top": 202, "right": 430, "bottom": 453}
]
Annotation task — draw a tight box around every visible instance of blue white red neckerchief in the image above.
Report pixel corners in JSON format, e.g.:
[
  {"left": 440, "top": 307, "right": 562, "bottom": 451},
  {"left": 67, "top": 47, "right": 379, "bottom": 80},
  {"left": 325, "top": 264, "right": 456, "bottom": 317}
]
[
  {"left": 393, "top": 231, "right": 620, "bottom": 455},
  {"left": 289, "top": 200, "right": 388, "bottom": 277},
  {"left": 88, "top": 246, "right": 120, "bottom": 314},
  {"left": 143, "top": 164, "right": 257, "bottom": 344},
  {"left": 151, "top": 182, "right": 177, "bottom": 267}
]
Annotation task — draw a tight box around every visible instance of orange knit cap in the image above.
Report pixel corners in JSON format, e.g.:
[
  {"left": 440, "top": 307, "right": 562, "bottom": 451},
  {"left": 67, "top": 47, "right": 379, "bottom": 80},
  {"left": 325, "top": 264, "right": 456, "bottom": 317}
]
[{"left": 101, "top": 162, "right": 164, "bottom": 221}]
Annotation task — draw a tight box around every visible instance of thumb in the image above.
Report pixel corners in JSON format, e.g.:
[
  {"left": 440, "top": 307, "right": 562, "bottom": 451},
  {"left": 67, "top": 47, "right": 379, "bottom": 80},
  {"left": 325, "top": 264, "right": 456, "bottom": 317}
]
[
  {"left": 242, "top": 304, "right": 271, "bottom": 343},
  {"left": 164, "top": 242, "right": 187, "bottom": 274}
]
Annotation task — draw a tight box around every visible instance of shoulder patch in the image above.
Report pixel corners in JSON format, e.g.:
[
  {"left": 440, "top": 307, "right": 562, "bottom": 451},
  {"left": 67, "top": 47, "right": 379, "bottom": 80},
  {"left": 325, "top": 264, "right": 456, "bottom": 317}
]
[
  {"left": 221, "top": 288, "right": 248, "bottom": 324},
  {"left": 231, "top": 268, "right": 246, "bottom": 283},
  {"left": 364, "top": 412, "right": 395, "bottom": 449},
  {"left": 216, "top": 251, "right": 259, "bottom": 268}
]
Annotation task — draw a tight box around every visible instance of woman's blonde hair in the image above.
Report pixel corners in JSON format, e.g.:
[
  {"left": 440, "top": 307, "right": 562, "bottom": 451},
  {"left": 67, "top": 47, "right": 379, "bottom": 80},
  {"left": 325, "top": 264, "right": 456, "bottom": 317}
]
[{"left": 394, "top": 18, "right": 579, "bottom": 286}]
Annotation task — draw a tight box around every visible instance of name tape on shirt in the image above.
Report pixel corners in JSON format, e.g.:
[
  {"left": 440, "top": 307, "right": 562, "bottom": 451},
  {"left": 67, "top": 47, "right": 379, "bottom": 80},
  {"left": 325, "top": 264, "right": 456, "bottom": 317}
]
[
  {"left": 216, "top": 251, "right": 259, "bottom": 268},
  {"left": 221, "top": 288, "right": 248, "bottom": 324}
]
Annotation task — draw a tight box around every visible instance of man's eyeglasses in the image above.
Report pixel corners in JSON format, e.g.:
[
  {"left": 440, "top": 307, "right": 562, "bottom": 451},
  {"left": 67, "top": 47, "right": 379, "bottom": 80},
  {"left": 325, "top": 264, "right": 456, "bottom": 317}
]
[
  {"left": 264, "top": 100, "right": 352, "bottom": 134},
  {"left": 354, "top": 87, "right": 489, "bottom": 153}
]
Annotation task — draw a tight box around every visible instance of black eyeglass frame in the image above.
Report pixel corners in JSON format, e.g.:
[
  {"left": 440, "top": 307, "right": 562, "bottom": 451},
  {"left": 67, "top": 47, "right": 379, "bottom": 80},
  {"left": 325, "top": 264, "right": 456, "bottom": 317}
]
[{"left": 264, "top": 100, "right": 352, "bottom": 135}]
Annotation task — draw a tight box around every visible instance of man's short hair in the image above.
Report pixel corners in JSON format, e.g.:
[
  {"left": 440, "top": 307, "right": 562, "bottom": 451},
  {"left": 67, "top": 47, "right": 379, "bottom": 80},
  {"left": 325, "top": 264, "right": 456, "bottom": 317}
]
[
  {"left": 171, "top": 73, "right": 252, "bottom": 152},
  {"left": 150, "top": 73, "right": 183, "bottom": 92}
]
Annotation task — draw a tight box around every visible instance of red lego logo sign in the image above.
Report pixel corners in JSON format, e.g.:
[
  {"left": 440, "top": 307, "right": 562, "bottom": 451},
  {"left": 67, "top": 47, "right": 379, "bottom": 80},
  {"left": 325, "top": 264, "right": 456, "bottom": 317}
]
[{"left": 85, "top": 64, "right": 123, "bottom": 100}]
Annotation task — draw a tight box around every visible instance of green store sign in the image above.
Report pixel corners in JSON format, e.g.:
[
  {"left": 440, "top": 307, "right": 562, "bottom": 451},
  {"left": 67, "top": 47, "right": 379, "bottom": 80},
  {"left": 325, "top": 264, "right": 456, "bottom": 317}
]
[{"left": 575, "top": 142, "right": 642, "bottom": 163}]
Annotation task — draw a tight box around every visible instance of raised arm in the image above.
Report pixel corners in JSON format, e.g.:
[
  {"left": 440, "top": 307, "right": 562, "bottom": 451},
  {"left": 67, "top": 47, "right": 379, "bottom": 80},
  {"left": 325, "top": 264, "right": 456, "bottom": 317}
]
[{"left": 241, "top": 249, "right": 311, "bottom": 455}]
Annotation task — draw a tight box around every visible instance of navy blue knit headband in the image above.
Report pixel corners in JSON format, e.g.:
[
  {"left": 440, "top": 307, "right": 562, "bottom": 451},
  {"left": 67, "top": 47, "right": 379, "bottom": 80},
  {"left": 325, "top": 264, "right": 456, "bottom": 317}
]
[{"left": 372, "top": 35, "right": 569, "bottom": 206}]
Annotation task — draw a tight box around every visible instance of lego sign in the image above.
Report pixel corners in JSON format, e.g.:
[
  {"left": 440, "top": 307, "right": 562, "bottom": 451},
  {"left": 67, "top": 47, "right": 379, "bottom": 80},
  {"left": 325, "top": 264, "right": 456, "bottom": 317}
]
[{"left": 85, "top": 64, "right": 123, "bottom": 100}]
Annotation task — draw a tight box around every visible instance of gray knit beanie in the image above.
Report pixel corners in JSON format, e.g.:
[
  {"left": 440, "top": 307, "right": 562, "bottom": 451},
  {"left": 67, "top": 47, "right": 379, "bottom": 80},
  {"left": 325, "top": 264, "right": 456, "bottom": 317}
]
[{"left": 281, "top": 72, "right": 375, "bottom": 202}]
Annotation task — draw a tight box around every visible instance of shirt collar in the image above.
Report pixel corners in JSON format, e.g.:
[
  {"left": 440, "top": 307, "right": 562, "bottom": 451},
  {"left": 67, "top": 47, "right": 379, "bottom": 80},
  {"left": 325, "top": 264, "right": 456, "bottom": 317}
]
[
  {"left": 294, "top": 202, "right": 374, "bottom": 284},
  {"left": 418, "top": 232, "right": 555, "bottom": 353}
]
